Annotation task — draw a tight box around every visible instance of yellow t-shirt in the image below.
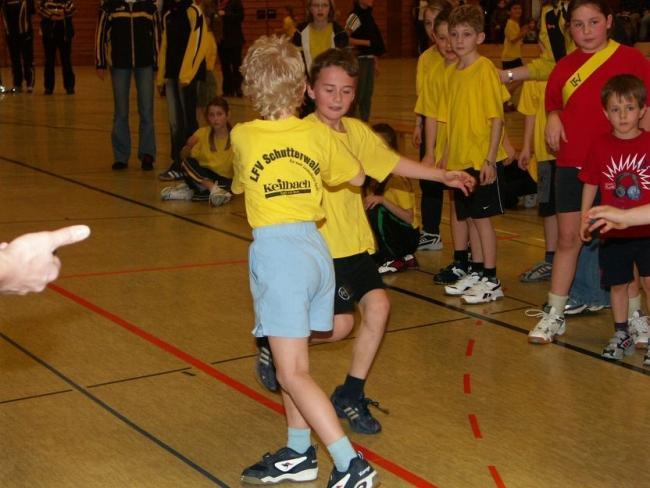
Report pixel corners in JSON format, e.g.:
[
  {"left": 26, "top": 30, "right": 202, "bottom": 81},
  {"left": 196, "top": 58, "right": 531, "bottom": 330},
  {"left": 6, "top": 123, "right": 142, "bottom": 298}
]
[
  {"left": 415, "top": 47, "right": 442, "bottom": 99},
  {"left": 231, "top": 116, "right": 361, "bottom": 229},
  {"left": 439, "top": 57, "right": 510, "bottom": 171},
  {"left": 305, "top": 115, "right": 400, "bottom": 258},
  {"left": 517, "top": 80, "right": 553, "bottom": 178},
  {"left": 383, "top": 176, "right": 421, "bottom": 229},
  {"left": 189, "top": 126, "right": 234, "bottom": 178},
  {"left": 309, "top": 24, "right": 334, "bottom": 62},
  {"left": 502, "top": 19, "right": 522, "bottom": 62},
  {"left": 417, "top": 60, "right": 456, "bottom": 161},
  {"left": 283, "top": 16, "right": 296, "bottom": 38},
  {"left": 528, "top": 4, "right": 574, "bottom": 80}
]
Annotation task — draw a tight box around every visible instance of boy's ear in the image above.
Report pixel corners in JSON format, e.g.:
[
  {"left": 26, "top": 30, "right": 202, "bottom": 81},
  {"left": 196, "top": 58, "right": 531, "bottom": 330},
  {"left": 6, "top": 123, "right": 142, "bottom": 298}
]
[
  {"left": 640, "top": 105, "right": 647, "bottom": 120},
  {"left": 306, "top": 84, "right": 316, "bottom": 100},
  {"left": 477, "top": 31, "right": 486, "bottom": 45},
  {"left": 602, "top": 108, "right": 610, "bottom": 122}
]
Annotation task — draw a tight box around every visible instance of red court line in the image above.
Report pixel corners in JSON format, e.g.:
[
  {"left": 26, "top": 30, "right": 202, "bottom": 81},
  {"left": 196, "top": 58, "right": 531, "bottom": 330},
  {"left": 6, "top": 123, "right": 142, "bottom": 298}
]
[
  {"left": 48, "top": 283, "right": 437, "bottom": 488},
  {"left": 475, "top": 320, "right": 483, "bottom": 326},
  {"left": 488, "top": 465, "right": 507, "bottom": 488},
  {"left": 465, "top": 339, "right": 475, "bottom": 357},
  {"left": 468, "top": 414, "right": 482, "bottom": 439},
  {"left": 60, "top": 259, "right": 248, "bottom": 280},
  {"left": 463, "top": 373, "right": 471, "bottom": 394}
]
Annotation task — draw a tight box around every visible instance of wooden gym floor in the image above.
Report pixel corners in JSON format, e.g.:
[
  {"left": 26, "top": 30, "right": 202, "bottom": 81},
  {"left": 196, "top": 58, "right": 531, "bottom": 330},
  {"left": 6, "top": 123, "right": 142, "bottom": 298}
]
[{"left": 0, "top": 60, "right": 648, "bottom": 488}]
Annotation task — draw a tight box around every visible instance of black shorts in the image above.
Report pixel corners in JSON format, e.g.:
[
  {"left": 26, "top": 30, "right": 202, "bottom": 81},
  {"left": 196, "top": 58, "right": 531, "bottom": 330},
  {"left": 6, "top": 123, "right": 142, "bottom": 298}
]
[
  {"left": 181, "top": 157, "right": 232, "bottom": 191},
  {"left": 333, "top": 252, "right": 385, "bottom": 314},
  {"left": 502, "top": 58, "right": 524, "bottom": 69},
  {"left": 454, "top": 165, "right": 505, "bottom": 221},
  {"left": 555, "top": 166, "right": 582, "bottom": 213},
  {"left": 537, "top": 160, "right": 556, "bottom": 217},
  {"left": 599, "top": 237, "right": 650, "bottom": 287}
]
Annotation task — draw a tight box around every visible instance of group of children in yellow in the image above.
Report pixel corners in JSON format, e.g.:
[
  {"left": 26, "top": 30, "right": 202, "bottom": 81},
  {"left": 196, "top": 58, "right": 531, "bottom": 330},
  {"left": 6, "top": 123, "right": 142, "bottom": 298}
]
[{"left": 153, "top": 0, "right": 650, "bottom": 485}]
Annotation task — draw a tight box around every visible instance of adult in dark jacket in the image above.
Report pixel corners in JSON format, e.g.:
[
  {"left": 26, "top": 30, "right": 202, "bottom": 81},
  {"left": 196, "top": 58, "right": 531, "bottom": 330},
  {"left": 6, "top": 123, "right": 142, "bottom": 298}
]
[
  {"left": 0, "top": 0, "right": 35, "bottom": 92},
  {"left": 96, "top": 0, "right": 160, "bottom": 171},
  {"left": 38, "top": 0, "right": 75, "bottom": 94},
  {"left": 216, "top": 0, "right": 244, "bottom": 97}
]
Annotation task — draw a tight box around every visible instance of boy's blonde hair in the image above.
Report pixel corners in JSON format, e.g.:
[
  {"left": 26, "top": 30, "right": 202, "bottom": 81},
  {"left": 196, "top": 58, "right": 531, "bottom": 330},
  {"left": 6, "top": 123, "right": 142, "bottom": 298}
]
[
  {"left": 448, "top": 4, "right": 485, "bottom": 34},
  {"left": 240, "top": 36, "right": 306, "bottom": 119}
]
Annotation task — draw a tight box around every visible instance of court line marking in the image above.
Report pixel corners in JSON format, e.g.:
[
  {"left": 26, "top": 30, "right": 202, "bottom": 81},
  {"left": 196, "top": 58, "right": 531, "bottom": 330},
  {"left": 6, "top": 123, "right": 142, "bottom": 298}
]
[
  {"left": 0, "top": 331, "right": 229, "bottom": 487},
  {"left": 468, "top": 414, "right": 482, "bottom": 439},
  {"left": 489, "top": 465, "right": 507, "bottom": 488},
  {"left": 48, "top": 283, "right": 438, "bottom": 488},
  {"left": 0, "top": 388, "right": 74, "bottom": 405}
]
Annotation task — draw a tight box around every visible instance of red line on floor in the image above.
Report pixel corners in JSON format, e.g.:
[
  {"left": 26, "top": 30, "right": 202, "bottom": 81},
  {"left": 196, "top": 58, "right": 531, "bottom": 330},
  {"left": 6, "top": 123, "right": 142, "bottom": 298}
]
[
  {"left": 48, "top": 283, "right": 437, "bottom": 488},
  {"left": 60, "top": 259, "right": 248, "bottom": 280},
  {"left": 465, "top": 339, "right": 475, "bottom": 357},
  {"left": 475, "top": 320, "right": 483, "bottom": 326},
  {"left": 488, "top": 465, "right": 507, "bottom": 488},
  {"left": 468, "top": 414, "right": 482, "bottom": 439},
  {"left": 463, "top": 373, "right": 471, "bottom": 394}
]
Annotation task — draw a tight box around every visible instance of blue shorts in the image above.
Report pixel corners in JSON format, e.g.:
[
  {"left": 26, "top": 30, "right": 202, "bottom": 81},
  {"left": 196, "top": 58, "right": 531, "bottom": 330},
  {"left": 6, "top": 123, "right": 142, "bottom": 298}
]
[{"left": 249, "top": 222, "right": 335, "bottom": 338}]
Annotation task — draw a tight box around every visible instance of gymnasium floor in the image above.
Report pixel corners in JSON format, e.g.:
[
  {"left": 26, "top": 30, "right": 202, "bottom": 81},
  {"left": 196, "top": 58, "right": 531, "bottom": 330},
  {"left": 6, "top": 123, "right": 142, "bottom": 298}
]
[{"left": 0, "top": 60, "right": 648, "bottom": 488}]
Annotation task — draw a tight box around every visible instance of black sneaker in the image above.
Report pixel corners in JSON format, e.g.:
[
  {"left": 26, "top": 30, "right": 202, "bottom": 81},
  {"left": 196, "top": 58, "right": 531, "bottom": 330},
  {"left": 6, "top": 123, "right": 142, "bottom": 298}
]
[
  {"left": 112, "top": 161, "right": 128, "bottom": 170},
  {"left": 327, "top": 453, "right": 378, "bottom": 488},
  {"left": 331, "top": 386, "right": 386, "bottom": 435},
  {"left": 191, "top": 188, "right": 210, "bottom": 201},
  {"left": 141, "top": 154, "right": 154, "bottom": 171},
  {"left": 241, "top": 446, "right": 318, "bottom": 484},
  {"left": 255, "top": 341, "right": 279, "bottom": 392},
  {"left": 433, "top": 261, "right": 468, "bottom": 285}
]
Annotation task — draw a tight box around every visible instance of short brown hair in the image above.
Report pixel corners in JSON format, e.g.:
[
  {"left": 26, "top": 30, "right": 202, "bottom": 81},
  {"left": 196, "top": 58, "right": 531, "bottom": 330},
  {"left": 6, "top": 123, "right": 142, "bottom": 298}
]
[
  {"left": 434, "top": 7, "right": 451, "bottom": 33},
  {"left": 240, "top": 36, "right": 306, "bottom": 119},
  {"left": 567, "top": 0, "right": 612, "bottom": 20},
  {"left": 309, "top": 48, "right": 359, "bottom": 85},
  {"left": 601, "top": 74, "right": 647, "bottom": 108},
  {"left": 448, "top": 5, "right": 485, "bottom": 34}
]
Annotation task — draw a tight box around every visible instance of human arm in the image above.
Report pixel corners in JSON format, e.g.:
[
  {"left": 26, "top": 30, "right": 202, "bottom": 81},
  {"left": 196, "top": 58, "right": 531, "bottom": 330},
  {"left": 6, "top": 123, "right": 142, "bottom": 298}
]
[
  {"left": 180, "top": 135, "right": 200, "bottom": 160},
  {"left": 479, "top": 117, "right": 503, "bottom": 185},
  {"left": 364, "top": 194, "right": 414, "bottom": 224},
  {"left": 545, "top": 110, "right": 566, "bottom": 152},
  {"left": 518, "top": 114, "right": 535, "bottom": 171},
  {"left": 421, "top": 116, "right": 437, "bottom": 166},
  {"left": 95, "top": 5, "right": 109, "bottom": 76},
  {"left": 0, "top": 225, "right": 90, "bottom": 295},
  {"left": 391, "top": 157, "right": 475, "bottom": 195},
  {"left": 579, "top": 183, "right": 598, "bottom": 241},
  {"left": 587, "top": 205, "right": 650, "bottom": 233}
]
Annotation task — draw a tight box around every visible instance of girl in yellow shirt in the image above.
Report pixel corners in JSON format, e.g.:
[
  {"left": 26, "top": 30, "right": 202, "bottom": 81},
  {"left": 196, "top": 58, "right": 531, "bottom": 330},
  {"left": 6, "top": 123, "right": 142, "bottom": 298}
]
[{"left": 160, "top": 97, "right": 234, "bottom": 207}]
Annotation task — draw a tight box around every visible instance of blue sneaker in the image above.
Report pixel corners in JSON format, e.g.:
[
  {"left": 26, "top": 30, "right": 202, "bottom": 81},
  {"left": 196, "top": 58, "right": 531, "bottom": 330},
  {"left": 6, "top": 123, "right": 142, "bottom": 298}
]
[
  {"left": 241, "top": 446, "right": 318, "bottom": 484},
  {"left": 327, "top": 453, "right": 378, "bottom": 488}
]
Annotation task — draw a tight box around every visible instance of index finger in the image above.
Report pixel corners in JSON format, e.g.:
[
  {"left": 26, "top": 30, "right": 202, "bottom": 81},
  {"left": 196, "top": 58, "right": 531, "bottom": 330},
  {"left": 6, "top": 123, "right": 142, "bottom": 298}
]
[{"left": 48, "top": 225, "right": 91, "bottom": 251}]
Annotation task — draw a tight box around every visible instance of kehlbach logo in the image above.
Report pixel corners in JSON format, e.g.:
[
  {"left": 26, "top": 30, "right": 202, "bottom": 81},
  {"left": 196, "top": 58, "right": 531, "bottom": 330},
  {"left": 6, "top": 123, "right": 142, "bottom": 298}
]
[
  {"left": 264, "top": 179, "right": 312, "bottom": 198},
  {"left": 602, "top": 154, "right": 650, "bottom": 201}
]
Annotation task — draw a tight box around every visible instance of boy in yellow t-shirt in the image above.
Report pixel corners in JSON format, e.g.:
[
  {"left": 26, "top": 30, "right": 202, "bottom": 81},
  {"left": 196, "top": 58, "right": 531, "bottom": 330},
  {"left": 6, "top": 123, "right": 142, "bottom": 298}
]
[
  {"left": 233, "top": 36, "right": 380, "bottom": 488},
  {"left": 438, "top": 4, "right": 509, "bottom": 304},
  {"left": 517, "top": 80, "right": 558, "bottom": 283},
  {"left": 501, "top": 1, "right": 527, "bottom": 109}
]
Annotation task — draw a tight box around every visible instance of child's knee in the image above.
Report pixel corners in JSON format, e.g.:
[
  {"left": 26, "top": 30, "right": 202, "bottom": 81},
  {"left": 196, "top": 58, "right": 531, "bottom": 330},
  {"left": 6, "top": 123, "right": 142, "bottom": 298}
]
[{"left": 360, "top": 290, "right": 391, "bottom": 323}]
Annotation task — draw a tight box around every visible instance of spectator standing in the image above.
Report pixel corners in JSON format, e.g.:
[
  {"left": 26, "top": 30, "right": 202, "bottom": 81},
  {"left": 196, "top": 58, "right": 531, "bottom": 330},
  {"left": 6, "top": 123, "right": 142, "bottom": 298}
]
[
  {"left": 217, "top": 0, "right": 244, "bottom": 97},
  {"left": 96, "top": 0, "right": 160, "bottom": 172},
  {"left": 38, "top": 0, "right": 75, "bottom": 95},
  {"left": 0, "top": 0, "right": 35, "bottom": 93}
]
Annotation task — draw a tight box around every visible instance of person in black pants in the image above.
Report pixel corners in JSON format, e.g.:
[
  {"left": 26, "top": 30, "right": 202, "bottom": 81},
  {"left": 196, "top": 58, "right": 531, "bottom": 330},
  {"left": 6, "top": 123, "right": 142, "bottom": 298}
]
[
  {"left": 0, "top": 0, "right": 35, "bottom": 93},
  {"left": 38, "top": 0, "right": 75, "bottom": 95},
  {"left": 216, "top": 0, "right": 244, "bottom": 97}
]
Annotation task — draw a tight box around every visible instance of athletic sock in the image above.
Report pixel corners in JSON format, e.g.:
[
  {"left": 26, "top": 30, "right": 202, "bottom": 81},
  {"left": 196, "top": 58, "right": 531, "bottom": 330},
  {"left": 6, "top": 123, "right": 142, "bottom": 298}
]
[
  {"left": 615, "top": 321, "right": 629, "bottom": 333},
  {"left": 544, "top": 251, "right": 555, "bottom": 264},
  {"left": 628, "top": 295, "right": 642, "bottom": 319},
  {"left": 287, "top": 427, "right": 311, "bottom": 454},
  {"left": 339, "top": 374, "right": 365, "bottom": 400},
  {"left": 327, "top": 436, "right": 357, "bottom": 472},
  {"left": 256, "top": 336, "right": 270, "bottom": 349},
  {"left": 453, "top": 250, "right": 469, "bottom": 271},
  {"left": 548, "top": 292, "right": 568, "bottom": 315},
  {"left": 483, "top": 267, "right": 497, "bottom": 282},
  {"left": 470, "top": 262, "right": 484, "bottom": 276}
]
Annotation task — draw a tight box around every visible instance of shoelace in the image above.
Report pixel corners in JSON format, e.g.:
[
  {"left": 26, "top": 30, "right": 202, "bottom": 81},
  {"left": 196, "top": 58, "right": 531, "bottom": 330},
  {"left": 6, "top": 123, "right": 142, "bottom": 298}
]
[
  {"left": 525, "top": 309, "right": 545, "bottom": 318},
  {"left": 363, "top": 397, "right": 389, "bottom": 415}
]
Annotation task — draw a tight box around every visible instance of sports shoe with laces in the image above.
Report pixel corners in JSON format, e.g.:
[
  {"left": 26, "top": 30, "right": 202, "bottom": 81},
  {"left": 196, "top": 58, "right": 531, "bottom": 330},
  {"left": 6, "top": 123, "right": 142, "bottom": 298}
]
[
  {"left": 241, "top": 446, "right": 318, "bottom": 484},
  {"left": 160, "top": 183, "right": 193, "bottom": 201},
  {"left": 158, "top": 166, "right": 184, "bottom": 181},
  {"left": 433, "top": 262, "right": 468, "bottom": 285},
  {"left": 209, "top": 186, "right": 232, "bottom": 207},
  {"left": 601, "top": 330, "right": 635, "bottom": 360},
  {"left": 418, "top": 232, "right": 443, "bottom": 251},
  {"left": 445, "top": 272, "right": 481, "bottom": 296},
  {"left": 628, "top": 310, "right": 649, "bottom": 349},
  {"left": 527, "top": 306, "right": 566, "bottom": 344},
  {"left": 331, "top": 386, "right": 387, "bottom": 435},
  {"left": 403, "top": 253, "right": 418, "bottom": 269},
  {"left": 255, "top": 342, "right": 279, "bottom": 392},
  {"left": 327, "top": 453, "right": 378, "bottom": 488},
  {"left": 644, "top": 347, "right": 650, "bottom": 367},
  {"left": 520, "top": 261, "right": 552, "bottom": 283},
  {"left": 377, "top": 258, "right": 405, "bottom": 274},
  {"left": 191, "top": 188, "right": 210, "bottom": 201},
  {"left": 461, "top": 277, "right": 504, "bottom": 304}
]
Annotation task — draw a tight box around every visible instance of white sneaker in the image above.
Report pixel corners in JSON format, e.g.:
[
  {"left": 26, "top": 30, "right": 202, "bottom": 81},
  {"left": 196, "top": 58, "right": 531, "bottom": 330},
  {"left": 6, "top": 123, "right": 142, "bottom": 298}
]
[
  {"left": 644, "top": 348, "right": 650, "bottom": 367},
  {"left": 161, "top": 182, "right": 193, "bottom": 200},
  {"left": 209, "top": 186, "right": 232, "bottom": 207},
  {"left": 418, "top": 232, "right": 443, "bottom": 251},
  {"left": 601, "top": 330, "right": 634, "bottom": 360},
  {"left": 628, "top": 310, "right": 649, "bottom": 349},
  {"left": 527, "top": 306, "right": 566, "bottom": 344},
  {"left": 461, "top": 277, "right": 504, "bottom": 304},
  {"left": 445, "top": 272, "right": 481, "bottom": 296},
  {"left": 524, "top": 194, "right": 538, "bottom": 208}
]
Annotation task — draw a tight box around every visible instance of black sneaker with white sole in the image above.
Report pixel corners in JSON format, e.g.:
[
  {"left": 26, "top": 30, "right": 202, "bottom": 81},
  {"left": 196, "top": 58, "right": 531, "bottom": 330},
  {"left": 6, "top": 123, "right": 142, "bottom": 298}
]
[
  {"left": 331, "top": 386, "right": 387, "bottom": 435},
  {"left": 327, "top": 453, "right": 378, "bottom": 488},
  {"left": 433, "top": 261, "right": 468, "bottom": 285},
  {"left": 241, "top": 446, "right": 318, "bottom": 485},
  {"left": 255, "top": 341, "right": 279, "bottom": 392}
]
